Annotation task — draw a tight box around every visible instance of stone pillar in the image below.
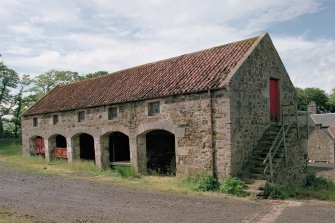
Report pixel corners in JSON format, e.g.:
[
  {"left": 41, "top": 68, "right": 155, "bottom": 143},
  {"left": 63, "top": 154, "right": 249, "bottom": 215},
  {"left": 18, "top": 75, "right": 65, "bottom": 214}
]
[
  {"left": 48, "top": 136, "right": 57, "bottom": 162},
  {"left": 44, "top": 138, "right": 51, "bottom": 162},
  {"left": 94, "top": 136, "right": 102, "bottom": 168},
  {"left": 136, "top": 134, "right": 147, "bottom": 174},
  {"left": 22, "top": 136, "right": 30, "bottom": 157},
  {"left": 129, "top": 136, "right": 138, "bottom": 172},
  {"left": 100, "top": 135, "right": 110, "bottom": 169},
  {"left": 66, "top": 136, "right": 73, "bottom": 163}
]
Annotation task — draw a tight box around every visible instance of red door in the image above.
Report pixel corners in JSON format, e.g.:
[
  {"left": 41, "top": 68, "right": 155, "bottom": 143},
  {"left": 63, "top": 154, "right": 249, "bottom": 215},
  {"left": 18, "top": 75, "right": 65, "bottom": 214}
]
[
  {"left": 270, "top": 79, "right": 279, "bottom": 121},
  {"left": 35, "top": 137, "right": 45, "bottom": 154}
]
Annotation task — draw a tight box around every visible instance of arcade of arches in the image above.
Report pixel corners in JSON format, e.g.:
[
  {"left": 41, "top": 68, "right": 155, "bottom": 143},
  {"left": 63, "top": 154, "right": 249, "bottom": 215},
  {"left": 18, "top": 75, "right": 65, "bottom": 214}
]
[{"left": 28, "top": 129, "right": 177, "bottom": 176}]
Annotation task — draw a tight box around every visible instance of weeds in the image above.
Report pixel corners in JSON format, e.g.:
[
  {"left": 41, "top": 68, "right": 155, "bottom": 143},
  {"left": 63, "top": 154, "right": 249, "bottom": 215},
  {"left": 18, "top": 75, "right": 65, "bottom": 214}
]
[
  {"left": 262, "top": 171, "right": 335, "bottom": 201},
  {"left": 0, "top": 144, "right": 21, "bottom": 156},
  {"left": 112, "top": 165, "right": 137, "bottom": 178},
  {"left": 220, "top": 177, "right": 247, "bottom": 197},
  {"left": 183, "top": 171, "right": 219, "bottom": 192}
]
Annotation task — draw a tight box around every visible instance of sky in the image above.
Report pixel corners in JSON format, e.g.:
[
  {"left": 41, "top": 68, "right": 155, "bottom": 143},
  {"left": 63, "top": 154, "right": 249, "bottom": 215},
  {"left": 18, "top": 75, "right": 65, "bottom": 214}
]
[{"left": 0, "top": 0, "right": 334, "bottom": 93}]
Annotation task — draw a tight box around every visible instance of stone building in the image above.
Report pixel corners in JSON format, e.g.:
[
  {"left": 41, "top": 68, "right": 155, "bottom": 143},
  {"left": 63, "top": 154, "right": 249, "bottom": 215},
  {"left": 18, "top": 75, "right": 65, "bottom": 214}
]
[
  {"left": 22, "top": 33, "right": 308, "bottom": 182},
  {"left": 308, "top": 113, "right": 335, "bottom": 164}
]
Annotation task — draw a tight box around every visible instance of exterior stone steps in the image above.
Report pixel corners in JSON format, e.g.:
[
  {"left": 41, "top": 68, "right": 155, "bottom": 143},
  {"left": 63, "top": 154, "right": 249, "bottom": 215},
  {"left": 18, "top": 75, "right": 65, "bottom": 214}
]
[
  {"left": 241, "top": 125, "right": 288, "bottom": 181},
  {"left": 244, "top": 179, "right": 267, "bottom": 195}
]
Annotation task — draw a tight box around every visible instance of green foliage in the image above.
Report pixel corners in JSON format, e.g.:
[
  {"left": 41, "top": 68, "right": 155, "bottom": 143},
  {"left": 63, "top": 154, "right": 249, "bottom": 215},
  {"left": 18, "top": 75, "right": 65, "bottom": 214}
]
[
  {"left": 0, "top": 61, "right": 19, "bottom": 136},
  {"left": 31, "top": 70, "right": 80, "bottom": 100},
  {"left": 219, "top": 177, "right": 247, "bottom": 197},
  {"left": 0, "top": 143, "right": 21, "bottom": 156},
  {"left": 81, "top": 71, "right": 108, "bottom": 80},
  {"left": 183, "top": 171, "right": 219, "bottom": 192},
  {"left": 112, "top": 165, "right": 137, "bottom": 178},
  {"left": 262, "top": 183, "right": 297, "bottom": 199},
  {"left": 296, "top": 87, "right": 335, "bottom": 113},
  {"left": 262, "top": 171, "right": 335, "bottom": 201},
  {"left": 305, "top": 170, "right": 335, "bottom": 190}
]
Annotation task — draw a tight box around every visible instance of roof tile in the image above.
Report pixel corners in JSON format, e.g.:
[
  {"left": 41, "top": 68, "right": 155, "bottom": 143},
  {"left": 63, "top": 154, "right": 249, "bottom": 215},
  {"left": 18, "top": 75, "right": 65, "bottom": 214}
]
[{"left": 24, "top": 35, "right": 260, "bottom": 116}]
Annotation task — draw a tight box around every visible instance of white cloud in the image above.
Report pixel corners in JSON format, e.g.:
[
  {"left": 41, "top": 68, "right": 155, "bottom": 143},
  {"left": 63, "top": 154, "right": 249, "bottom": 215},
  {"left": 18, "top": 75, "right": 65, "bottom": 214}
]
[
  {"left": 274, "top": 36, "right": 335, "bottom": 93},
  {"left": 1, "top": 0, "right": 334, "bottom": 94}
]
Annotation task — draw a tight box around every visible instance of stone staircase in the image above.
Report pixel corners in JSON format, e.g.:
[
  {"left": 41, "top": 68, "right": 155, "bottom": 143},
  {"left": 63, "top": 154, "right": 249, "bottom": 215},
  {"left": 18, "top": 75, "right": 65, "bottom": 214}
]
[{"left": 242, "top": 125, "right": 297, "bottom": 194}]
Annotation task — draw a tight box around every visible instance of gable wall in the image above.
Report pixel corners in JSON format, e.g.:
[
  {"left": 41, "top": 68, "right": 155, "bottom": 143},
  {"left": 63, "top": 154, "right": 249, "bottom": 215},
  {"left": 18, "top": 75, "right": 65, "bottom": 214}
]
[
  {"left": 228, "top": 34, "right": 297, "bottom": 176},
  {"left": 308, "top": 128, "right": 335, "bottom": 164}
]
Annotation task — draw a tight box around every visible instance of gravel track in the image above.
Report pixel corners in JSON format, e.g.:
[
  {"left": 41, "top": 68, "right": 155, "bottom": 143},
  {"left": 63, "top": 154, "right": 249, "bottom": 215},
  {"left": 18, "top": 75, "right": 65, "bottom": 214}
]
[{"left": 1, "top": 162, "right": 335, "bottom": 223}]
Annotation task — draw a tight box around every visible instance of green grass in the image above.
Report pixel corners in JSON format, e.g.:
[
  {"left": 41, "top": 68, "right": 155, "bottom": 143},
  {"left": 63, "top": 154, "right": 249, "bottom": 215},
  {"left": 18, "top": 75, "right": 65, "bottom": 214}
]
[
  {"left": 182, "top": 171, "right": 219, "bottom": 192},
  {"left": 112, "top": 165, "right": 137, "bottom": 178},
  {"left": 219, "top": 177, "right": 247, "bottom": 197},
  {"left": 0, "top": 144, "right": 22, "bottom": 156},
  {"left": 262, "top": 170, "right": 335, "bottom": 201},
  {"left": 0, "top": 144, "right": 195, "bottom": 195}
]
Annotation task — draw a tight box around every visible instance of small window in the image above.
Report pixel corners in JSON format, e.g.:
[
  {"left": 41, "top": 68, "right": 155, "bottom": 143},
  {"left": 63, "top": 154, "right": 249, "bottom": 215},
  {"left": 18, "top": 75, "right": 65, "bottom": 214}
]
[
  {"left": 33, "top": 118, "right": 38, "bottom": 127},
  {"left": 78, "top": 111, "right": 85, "bottom": 122},
  {"left": 53, "top": 115, "right": 59, "bottom": 125},
  {"left": 148, "top": 102, "right": 160, "bottom": 116},
  {"left": 108, "top": 107, "right": 117, "bottom": 120}
]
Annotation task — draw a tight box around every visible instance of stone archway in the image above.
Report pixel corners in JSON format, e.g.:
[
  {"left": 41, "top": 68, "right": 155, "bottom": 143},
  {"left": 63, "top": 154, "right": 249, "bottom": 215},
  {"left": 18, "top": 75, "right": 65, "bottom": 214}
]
[
  {"left": 71, "top": 133, "right": 95, "bottom": 161},
  {"left": 137, "top": 129, "right": 176, "bottom": 175},
  {"left": 100, "top": 131, "right": 130, "bottom": 169},
  {"left": 29, "top": 135, "right": 45, "bottom": 157},
  {"left": 48, "top": 134, "right": 67, "bottom": 159}
]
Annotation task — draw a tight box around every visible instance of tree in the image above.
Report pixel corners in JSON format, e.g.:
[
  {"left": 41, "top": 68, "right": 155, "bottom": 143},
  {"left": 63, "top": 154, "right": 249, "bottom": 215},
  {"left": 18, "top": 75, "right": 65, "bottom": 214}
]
[
  {"left": 0, "top": 62, "right": 19, "bottom": 135},
  {"left": 10, "top": 75, "right": 32, "bottom": 138},
  {"left": 80, "top": 71, "right": 108, "bottom": 80},
  {"left": 31, "top": 70, "right": 80, "bottom": 100},
  {"left": 327, "top": 88, "right": 335, "bottom": 112},
  {"left": 296, "top": 87, "right": 331, "bottom": 113}
]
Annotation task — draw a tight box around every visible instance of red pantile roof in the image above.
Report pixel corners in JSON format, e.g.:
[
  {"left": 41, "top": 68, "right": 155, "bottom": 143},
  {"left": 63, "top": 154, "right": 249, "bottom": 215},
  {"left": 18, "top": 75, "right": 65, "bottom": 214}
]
[
  {"left": 329, "top": 127, "right": 335, "bottom": 139},
  {"left": 24, "top": 34, "right": 263, "bottom": 116}
]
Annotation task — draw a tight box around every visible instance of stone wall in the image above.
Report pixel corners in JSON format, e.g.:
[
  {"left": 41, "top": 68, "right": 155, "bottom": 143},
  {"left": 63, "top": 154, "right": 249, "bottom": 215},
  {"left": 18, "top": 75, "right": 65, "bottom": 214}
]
[
  {"left": 228, "top": 34, "right": 300, "bottom": 177},
  {"left": 22, "top": 91, "right": 230, "bottom": 177},
  {"left": 308, "top": 127, "right": 335, "bottom": 164}
]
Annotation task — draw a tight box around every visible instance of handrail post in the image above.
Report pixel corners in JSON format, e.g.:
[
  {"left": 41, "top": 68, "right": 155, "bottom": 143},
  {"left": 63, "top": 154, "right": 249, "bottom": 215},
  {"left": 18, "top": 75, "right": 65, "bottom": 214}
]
[
  {"left": 269, "top": 151, "right": 274, "bottom": 182},
  {"left": 283, "top": 127, "right": 288, "bottom": 167},
  {"left": 295, "top": 104, "right": 300, "bottom": 139}
]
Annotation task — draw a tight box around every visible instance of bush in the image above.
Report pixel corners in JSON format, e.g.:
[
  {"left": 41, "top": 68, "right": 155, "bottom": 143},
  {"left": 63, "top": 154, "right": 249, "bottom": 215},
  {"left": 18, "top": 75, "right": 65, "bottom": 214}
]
[
  {"left": 262, "top": 183, "right": 297, "bottom": 199},
  {"left": 262, "top": 172, "right": 335, "bottom": 200},
  {"left": 113, "top": 165, "right": 137, "bottom": 178},
  {"left": 219, "top": 177, "right": 247, "bottom": 197},
  {"left": 305, "top": 171, "right": 335, "bottom": 190},
  {"left": 184, "top": 171, "right": 219, "bottom": 192}
]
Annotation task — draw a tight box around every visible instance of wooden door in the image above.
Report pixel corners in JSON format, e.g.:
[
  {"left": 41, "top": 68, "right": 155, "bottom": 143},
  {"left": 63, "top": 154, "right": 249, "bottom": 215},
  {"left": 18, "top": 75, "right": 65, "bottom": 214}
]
[
  {"left": 35, "top": 137, "right": 45, "bottom": 154},
  {"left": 270, "top": 79, "right": 280, "bottom": 121}
]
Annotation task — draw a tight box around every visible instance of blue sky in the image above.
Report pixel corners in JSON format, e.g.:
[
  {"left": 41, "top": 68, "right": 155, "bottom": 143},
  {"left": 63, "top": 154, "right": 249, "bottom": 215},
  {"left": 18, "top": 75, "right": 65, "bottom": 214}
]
[{"left": 0, "top": 0, "right": 334, "bottom": 93}]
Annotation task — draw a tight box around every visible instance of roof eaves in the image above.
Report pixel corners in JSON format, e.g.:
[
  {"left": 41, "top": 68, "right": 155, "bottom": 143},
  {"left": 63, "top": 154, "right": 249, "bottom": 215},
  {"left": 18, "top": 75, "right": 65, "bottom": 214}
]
[
  {"left": 22, "top": 86, "right": 228, "bottom": 117},
  {"left": 22, "top": 85, "right": 61, "bottom": 117}
]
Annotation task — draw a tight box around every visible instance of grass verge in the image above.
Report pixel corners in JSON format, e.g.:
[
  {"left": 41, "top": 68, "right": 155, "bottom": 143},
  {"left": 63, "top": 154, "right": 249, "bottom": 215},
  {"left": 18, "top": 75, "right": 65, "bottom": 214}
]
[
  {"left": 0, "top": 144, "right": 200, "bottom": 195},
  {"left": 262, "top": 170, "right": 335, "bottom": 201}
]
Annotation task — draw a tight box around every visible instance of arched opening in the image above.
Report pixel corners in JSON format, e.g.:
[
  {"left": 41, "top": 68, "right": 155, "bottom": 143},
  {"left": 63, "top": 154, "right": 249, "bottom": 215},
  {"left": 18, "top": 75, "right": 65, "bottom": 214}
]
[
  {"left": 80, "top": 133, "right": 95, "bottom": 160},
  {"left": 101, "top": 131, "right": 130, "bottom": 168},
  {"left": 49, "top": 134, "right": 67, "bottom": 159},
  {"left": 109, "top": 132, "right": 130, "bottom": 165},
  {"left": 146, "top": 130, "right": 176, "bottom": 175},
  {"left": 72, "top": 133, "right": 95, "bottom": 161},
  {"left": 29, "top": 136, "right": 45, "bottom": 156}
]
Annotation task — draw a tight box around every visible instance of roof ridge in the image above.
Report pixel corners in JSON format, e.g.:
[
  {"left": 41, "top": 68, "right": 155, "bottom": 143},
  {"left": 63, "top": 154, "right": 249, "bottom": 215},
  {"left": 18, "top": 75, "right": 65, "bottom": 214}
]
[
  {"left": 23, "top": 33, "right": 263, "bottom": 116},
  {"left": 60, "top": 34, "right": 263, "bottom": 88}
]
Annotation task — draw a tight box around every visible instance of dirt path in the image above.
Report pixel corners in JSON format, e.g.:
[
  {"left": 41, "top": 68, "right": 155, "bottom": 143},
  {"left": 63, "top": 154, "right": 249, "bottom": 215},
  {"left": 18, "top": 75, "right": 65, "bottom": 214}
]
[{"left": 0, "top": 162, "right": 335, "bottom": 223}]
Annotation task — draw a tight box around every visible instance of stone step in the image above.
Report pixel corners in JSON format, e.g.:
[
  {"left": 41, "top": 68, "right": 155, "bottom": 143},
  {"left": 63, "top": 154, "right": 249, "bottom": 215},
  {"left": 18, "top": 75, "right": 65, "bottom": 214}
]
[{"left": 244, "top": 180, "right": 267, "bottom": 195}]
